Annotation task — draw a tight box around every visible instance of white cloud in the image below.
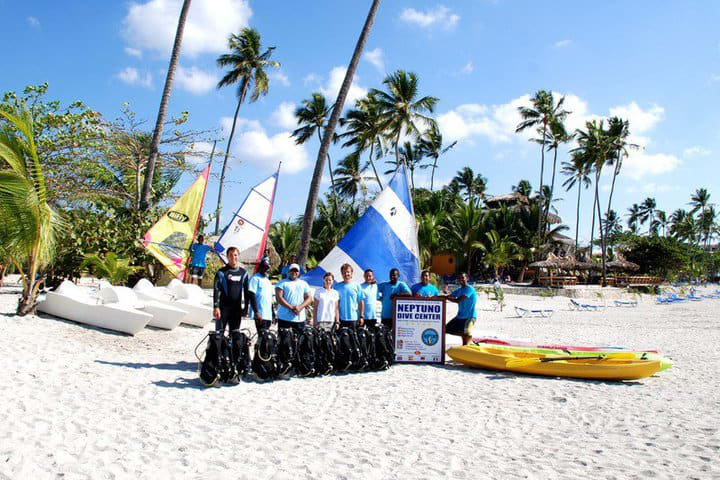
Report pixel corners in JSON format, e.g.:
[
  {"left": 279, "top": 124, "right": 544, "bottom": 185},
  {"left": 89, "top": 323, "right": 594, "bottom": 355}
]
[
  {"left": 609, "top": 102, "right": 664, "bottom": 134},
  {"left": 554, "top": 39, "right": 571, "bottom": 48},
  {"left": 116, "top": 67, "right": 153, "bottom": 88},
  {"left": 270, "top": 102, "right": 297, "bottom": 130},
  {"left": 186, "top": 141, "right": 216, "bottom": 165},
  {"left": 269, "top": 71, "right": 290, "bottom": 87},
  {"left": 124, "top": 47, "right": 143, "bottom": 58},
  {"left": 710, "top": 74, "right": 720, "bottom": 83},
  {"left": 364, "top": 48, "right": 385, "bottom": 72},
  {"left": 175, "top": 65, "right": 217, "bottom": 95},
  {"left": 623, "top": 152, "right": 681, "bottom": 180},
  {"left": 625, "top": 182, "right": 679, "bottom": 194},
  {"left": 399, "top": 6, "right": 460, "bottom": 30},
  {"left": 122, "top": 0, "right": 252, "bottom": 57},
  {"left": 460, "top": 61, "right": 473, "bottom": 75},
  {"left": 318, "top": 66, "right": 368, "bottom": 105},
  {"left": 303, "top": 73, "right": 321, "bottom": 85},
  {"left": 683, "top": 146, "right": 712, "bottom": 157},
  {"left": 27, "top": 16, "right": 40, "bottom": 28},
  {"left": 219, "top": 116, "right": 308, "bottom": 173}
]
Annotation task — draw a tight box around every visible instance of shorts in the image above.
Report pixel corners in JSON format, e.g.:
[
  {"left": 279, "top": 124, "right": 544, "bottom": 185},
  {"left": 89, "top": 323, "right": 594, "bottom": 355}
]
[
  {"left": 381, "top": 318, "right": 394, "bottom": 330},
  {"left": 190, "top": 265, "right": 205, "bottom": 278},
  {"left": 446, "top": 317, "right": 474, "bottom": 336},
  {"left": 278, "top": 319, "right": 304, "bottom": 332},
  {"left": 255, "top": 319, "right": 272, "bottom": 331},
  {"left": 216, "top": 308, "right": 243, "bottom": 332},
  {"left": 339, "top": 320, "right": 357, "bottom": 330}
]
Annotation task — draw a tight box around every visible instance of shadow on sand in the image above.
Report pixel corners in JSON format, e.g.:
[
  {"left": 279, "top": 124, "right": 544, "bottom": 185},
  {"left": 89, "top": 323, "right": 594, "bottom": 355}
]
[{"left": 95, "top": 359, "right": 197, "bottom": 372}]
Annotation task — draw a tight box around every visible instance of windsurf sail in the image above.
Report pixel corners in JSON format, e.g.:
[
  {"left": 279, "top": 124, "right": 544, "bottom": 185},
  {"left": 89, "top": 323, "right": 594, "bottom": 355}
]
[
  {"left": 302, "top": 164, "right": 420, "bottom": 285},
  {"left": 142, "top": 164, "right": 210, "bottom": 277},
  {"left": 214, "top": 165, "right": 280, "bottom": 266}
]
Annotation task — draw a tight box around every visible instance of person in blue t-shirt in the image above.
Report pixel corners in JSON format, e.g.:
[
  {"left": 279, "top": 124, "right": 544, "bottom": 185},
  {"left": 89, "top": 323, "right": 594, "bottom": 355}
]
[
  {"left": 275, "top": 263, "right": 312, "bottom": 332},
  {"left": 189, "top": 235, "right": 212, "bottom": 285},
  {"left": 411, "top": 270, "right": 440, "bottom": 297},
  {"left": 335, "top": 263, "right": 365, "bottom": 329},
  {"left": 377, "top": 268, "right": 411, "bottom": 330},
  {"left": 280, "top": 255, "right": 305, "bottom": 279},
  {"left": 248, "top": 258, "right": 274, "bottom": 331},
  {"left": 360, "top": 269, "right": 379, "bottom": 328},
  {"left": 446, "top": 272, "right": 477, "bottom": 345}
]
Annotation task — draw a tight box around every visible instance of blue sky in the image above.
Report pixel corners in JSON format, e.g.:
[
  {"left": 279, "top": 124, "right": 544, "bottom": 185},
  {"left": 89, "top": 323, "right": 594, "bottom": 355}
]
[{"left": 3, "top": 0, "right": 719, "bottom": 244}]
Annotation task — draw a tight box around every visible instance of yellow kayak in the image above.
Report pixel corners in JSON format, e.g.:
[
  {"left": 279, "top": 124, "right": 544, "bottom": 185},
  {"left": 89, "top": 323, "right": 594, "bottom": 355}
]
[{"left": 447, "top": 345, "right": 661, "bottom": 381}]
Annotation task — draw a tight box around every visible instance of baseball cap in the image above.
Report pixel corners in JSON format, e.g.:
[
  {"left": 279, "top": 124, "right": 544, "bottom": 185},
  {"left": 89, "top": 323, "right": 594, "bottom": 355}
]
[
  {"left": 289, "top": 263, "right": 301, "bottom": 272},
  {"left": 260, "top": 256, "right": 271, "bottom": 266}
]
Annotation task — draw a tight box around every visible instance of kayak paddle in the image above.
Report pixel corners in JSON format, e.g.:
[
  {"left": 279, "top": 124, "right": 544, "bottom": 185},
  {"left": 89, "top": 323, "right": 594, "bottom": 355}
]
[{"left": 505, "top": 352, "right": 636, "bottom": 368}]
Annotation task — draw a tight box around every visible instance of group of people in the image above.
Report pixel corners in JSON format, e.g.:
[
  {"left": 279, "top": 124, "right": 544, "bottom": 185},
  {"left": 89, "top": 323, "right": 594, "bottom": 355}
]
[{"left": 210, "top": 243, "right": 478, "bottom": 346}]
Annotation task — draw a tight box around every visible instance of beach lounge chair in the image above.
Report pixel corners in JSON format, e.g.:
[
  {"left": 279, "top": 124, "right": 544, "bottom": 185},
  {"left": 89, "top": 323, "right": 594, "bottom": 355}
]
[
  {"left": 133, "top": 279, "right": 212, "bottom": 327},
  {"left": 99, "top": 283, "right": 185, "bottom": 330},
  {"left": 514, "top": 306, "right": 555, "bottom": 318},
  {"left": 666, "top": 293, "right": 688, "bottom": 302},
  {"left": 685, "top": 294, "right": 703, "bottom": 301},
  {"left": 568, "top": 299, "right": 606, "bottom": 311},
  {"left": 701, "top": 293, "right": 720, "bottom": 299},
  {"left": 37, "top": 280, "right": 151, "bottom": 335},
  {"left": 614, "top": 300, "right": 638, "bottom": 308}
]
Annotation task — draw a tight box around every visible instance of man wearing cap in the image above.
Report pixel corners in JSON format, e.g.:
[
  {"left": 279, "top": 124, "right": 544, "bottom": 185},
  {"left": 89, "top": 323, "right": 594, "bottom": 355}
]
[
  {"left": 411, "top": 270, "right": 440, "bottom": 297},
  {"left": 275, "top": 263, "right": 312, "bottom": 331},
  {"left": 281, "top": 255, "right": 304, "bottom": 279},
  {"left": 335, "top": 263, "right": 365, "bottom": 329},
  {"left": 248, "top": 258, "right": 273, "bottom": 331},
  {"left": 377, "top": 268, "right": 411, "bottom": 330}
]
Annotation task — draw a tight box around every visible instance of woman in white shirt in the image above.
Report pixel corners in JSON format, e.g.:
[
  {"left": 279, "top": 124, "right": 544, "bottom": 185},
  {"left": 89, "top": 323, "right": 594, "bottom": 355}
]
[{"left": 313, "top": 272, "right": 339, "bottom": 330}]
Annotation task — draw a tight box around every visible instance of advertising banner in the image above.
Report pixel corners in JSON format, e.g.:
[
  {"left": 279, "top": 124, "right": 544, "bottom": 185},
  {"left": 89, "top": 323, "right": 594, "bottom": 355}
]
[{"left": 393, "top": 297, "right": 446, "bottom": 364}]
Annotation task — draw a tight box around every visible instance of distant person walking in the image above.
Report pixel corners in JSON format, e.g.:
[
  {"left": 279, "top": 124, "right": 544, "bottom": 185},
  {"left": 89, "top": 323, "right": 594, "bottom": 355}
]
[
  {"left": 248, "top": 258, "right": 273, "bottom": 331},
  {"left": 335, "top": 264, "right": 365, "bottom": 329},
  {"left": 313, "top": 272, "right": 339, "bottom": 330},
  {"left": 275, "top": 263, "right": 312, "bottom": 332},
  {"left": 378, "top": 268, "right": 411, "bottom": 330},
  {"left": 212, "top": 247, "right": 249, "bottom": 333},
  {"left": 411, "top": 270, "right": 440, "bottom": 297},
  {"left": 360, "top": 269, "right": 379, "bottom": 328},
  {"left": 189, "top": 234, "right": 212, "bottom": 285},
  {"left": 446, "top": 272, "right": 477, "bottom": 345}
]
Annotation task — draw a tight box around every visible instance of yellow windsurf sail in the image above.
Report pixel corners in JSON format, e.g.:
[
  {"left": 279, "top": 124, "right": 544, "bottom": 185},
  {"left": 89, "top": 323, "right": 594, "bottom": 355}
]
[{"left": 142, "top": 165, "right": 210, "bottom": 277}]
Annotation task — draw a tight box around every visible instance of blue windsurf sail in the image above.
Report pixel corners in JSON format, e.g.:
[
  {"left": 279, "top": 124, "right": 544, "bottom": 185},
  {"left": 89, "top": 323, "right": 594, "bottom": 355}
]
[{"left": 302, "top": 164, "right": 420, "bottom": 286}]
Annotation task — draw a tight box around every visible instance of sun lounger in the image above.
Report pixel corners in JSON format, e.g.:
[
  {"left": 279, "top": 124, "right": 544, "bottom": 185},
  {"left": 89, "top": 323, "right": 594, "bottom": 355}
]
[
  {"left": 37, "top": 280, "right": 151, "bottom": 335},
  {"left": 685, "top": 294, "right": 703, "bottom": 301},
  {"left": 515, "top": 306, "right": 555, "bottom": 318},
  {"left": 569, "top": 299, "right": 606, "bottom": 311},
  {"left": 614, "top": 300, "right": 638, "bottom": 307},
  {"left": 701, "top": 294, "right": 720, "bottom": 299},
  {"left": 133, "top": 278, "right": 212, "bottom": 327},
  {"left": 99, "top": 283, "right": 185, "bottom": 330},
  {"left": 666, "top": 294, "right": 688, "bottom": 302}
]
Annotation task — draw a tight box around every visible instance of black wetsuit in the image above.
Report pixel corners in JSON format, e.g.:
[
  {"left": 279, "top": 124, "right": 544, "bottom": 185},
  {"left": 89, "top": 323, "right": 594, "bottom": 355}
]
[{"left": 213, "top": 265, "right": 249, "bottom": 332}]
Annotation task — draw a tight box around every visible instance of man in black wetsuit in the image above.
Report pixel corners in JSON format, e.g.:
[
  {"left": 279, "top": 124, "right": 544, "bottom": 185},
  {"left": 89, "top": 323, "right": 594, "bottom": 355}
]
[{"left": 212, "top": 246, "right": 249, "bottom": 332}]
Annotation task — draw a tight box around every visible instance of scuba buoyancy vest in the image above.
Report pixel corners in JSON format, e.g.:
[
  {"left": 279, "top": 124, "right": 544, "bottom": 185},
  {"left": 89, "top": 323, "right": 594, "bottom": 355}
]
[
  {"left": 277, "top": 327, "right": 299, "bottom": 376},
  {"left": 295, "top": 325, "right": 317, "bottom": 377},
  {"left": 314, "top": 327, "right": 337, "bottom": 375},
  {"left": 355, "top": 326, "right": 374, "bottom": 371},
  {"left": 252, "top": 328, "right": 279, "bottom": 380},
  {"left": 230, "top": 329, "right": 252, "bottom": 378},
  {"left": 334, "top": 327, "right": 361, "bottom": 372},
  {"left": 197, "top": 331, "right": 233, "bottom": 387},
  {"left": 371, "top": 323, "right": 393, "bottom": 370}
]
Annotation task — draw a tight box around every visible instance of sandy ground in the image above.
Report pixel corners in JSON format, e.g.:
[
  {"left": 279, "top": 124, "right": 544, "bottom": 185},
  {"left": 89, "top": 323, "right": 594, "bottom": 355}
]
[{"left": 0, "top": 281, "right": 718, "bottom": 480}]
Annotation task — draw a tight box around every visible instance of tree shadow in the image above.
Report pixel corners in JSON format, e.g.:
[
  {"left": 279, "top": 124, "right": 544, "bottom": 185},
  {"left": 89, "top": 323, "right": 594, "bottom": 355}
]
[{"left": 95, "top": 359, "right": 197, "bottom": 372}]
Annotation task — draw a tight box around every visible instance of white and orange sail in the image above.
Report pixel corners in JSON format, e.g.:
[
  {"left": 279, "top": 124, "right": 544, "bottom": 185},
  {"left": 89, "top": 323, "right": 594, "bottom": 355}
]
[
  {"left": 142, "top": 164, "right": 210, "bottom": 277},
  {"left": 214, "top": 165, "right": 280, "bottom": 268}
]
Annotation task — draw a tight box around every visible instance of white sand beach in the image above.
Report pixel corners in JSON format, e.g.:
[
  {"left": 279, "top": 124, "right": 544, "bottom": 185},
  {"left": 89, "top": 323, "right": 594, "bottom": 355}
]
[{"left": 1, "top": 284, "right": 718, "bottom": 479}]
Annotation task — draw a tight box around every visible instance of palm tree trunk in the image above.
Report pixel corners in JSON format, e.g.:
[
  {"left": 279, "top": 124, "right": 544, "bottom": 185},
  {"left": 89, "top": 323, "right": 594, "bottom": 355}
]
[
  {"left": 605, "top": 151, "right": 621, "bottom": 225},
  {"left": 394, "top": 128, "right": 402, "bottom": 167},
  {"left": 575, "top": 182, "right": 582, "bottom": 253},
  {"left": 543, "top": 146, "right": 559, "bottom": 233},
  {"left": 594, "top": 179, "right": 607, "bottom": 285},
  {"left": 317, "top": 130, "right": 339, "bottom": 216},
  {"left": 368, "top": 142, "right": 383, "bottom": 189},
  {"left": 139, "top": 0, "right": 192, "bottom": 211},
  {"left": 215, "top": 88, "right": 247, "bottom": 234},
  {"left": 589, "top": 181, "right": 596, "bottom": 261},
  {"left": 297, "top": 0, "right": 381, "bottom": 266},
  {"left": 536, "top": 123, "right": 547, "bottom": 249},
  {"left": 430, "top": 156, "right": 438, "bottom": 191}
]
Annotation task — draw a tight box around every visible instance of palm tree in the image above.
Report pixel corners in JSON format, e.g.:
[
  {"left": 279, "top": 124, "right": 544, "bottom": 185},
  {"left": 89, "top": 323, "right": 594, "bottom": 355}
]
[
  {"left": 653, "top": 210, "right": 668, "bottom": 237},
  {"left": 269, "top": 219, "right": 301, "bottom": 263},
  {"left": 371, "top": 70, "right": 439, "bottom": 165},
  {"left": 639, "top": 197, "right": 657, "bottom": 235},
  {"left": 297, "top": 0, "right": 381, "bottom": 266},
  {"left": 333, "top": 151, "right": 372, "bottom": 205},
  {"left": 140, "top": 0, "right": 192, "bottom": 211},
  {"left": 450, "top": 166, "right": 487, "bottom": 204},
  {"left": 689, "top": 188, "right": 712, "bottom": 248},
  {"left": 605, "top": 116, "right": 637, "bottom": 232},
  {"left": 337, "top": 93, "right": 386, "bottom": 189},
  {"left": 561, "top": 154, "right": 592, "bottom": 252},
  {"left": 417, "top": 212, "right": 444, "bottom": 268},
  {"left": 474, "top": 230, "right": 520, "bottom": 278},
  {"left": 293, "top": 92, "right": 339, "bottom": 212},
  {"left": 417, "top": 123, "right": 457, "bottom": 191},
  {"left": 603, "top": 209, "right": 622, "bottom": 243},
  {"left": 215, "top": 28, "right": 280, "bottom": 234},
  {"left": 81, "top": 252, "right": 142, "bottom": 285},
  {"left": 543, "top": 118, "right": 573, "bottom": 236},
  {"left": 0, "top": 108, "right": 65, "bottom": 315},
  {"left": 440, "top": 201, "right": 484, "bottom": 274},
  {"left": 516, "top": 90, "right": 569, "bottom": 241},
  {"left": 512, "top": 180, "right": 532, "bottom": 198},
  {"left": 385, "top": 141, "right": 426, "bottom": 193},
  {"left": 627, "top": 203, "right": 642, "bottom": 234}
]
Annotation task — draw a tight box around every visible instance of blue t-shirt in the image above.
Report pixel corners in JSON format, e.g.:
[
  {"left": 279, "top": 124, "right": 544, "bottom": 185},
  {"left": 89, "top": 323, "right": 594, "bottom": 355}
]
[
  {"left": 281, "top": 264, "right": 305, "bottom": 278},
  {"left": 360, "top": 283, "right": 378, "bottom": 319},
  {"left": 378, "top": 281, "right": 411, "bottom": 319},
  {"left": 411, "top": 283, "right": 440, "bottom": 297},
  {"left": 335, "top": 281, "right": 365, "bottom": 321},
  {"left": 275, "top": 278, "right": 311, "bottom": 322},
  {"left": 190, "top": 244, "right": 212, "bottom": 267},
  {"left": 451, "top": 285, "right": 477, "bottom": 319},
  {"left": 248, "top": 273, "right": 273, "bottom": 320}
]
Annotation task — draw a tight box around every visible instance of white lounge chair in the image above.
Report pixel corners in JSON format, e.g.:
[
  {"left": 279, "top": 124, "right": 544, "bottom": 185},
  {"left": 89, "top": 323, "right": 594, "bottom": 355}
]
[
  {"left": 37, "top": 280, "right": 151, "bottom": 335},
  {"left": 614, "top": 300, "right": 638, "bottom": 308},
  {"left": 514, "top": 306, "right": 555, "bottom": 318},
  {"left": 133, "top": 279, "right": 212, "bottom": 327},
  {"left": 569, "top": 299, "right": 606, "bottom": 311},
  {"left": 99, "top": 283, "right": 185, "bottom": 330}
]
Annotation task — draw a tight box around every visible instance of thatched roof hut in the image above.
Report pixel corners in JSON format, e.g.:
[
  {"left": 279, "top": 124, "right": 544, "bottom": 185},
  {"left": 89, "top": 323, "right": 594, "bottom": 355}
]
[
  {"left": 606, "top": 253, "right": 640, "bottom": 272},
  {"left": 529, "top": 252, "right": 566, "bottom": 269},
  {"left": 485, "top": 192, "right": 530, "bottom": 206}
]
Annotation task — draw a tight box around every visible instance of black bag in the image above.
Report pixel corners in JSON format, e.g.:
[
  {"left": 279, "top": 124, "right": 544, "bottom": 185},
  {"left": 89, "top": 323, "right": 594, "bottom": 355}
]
[
  {"left": 314, "top": 327, "right": 337, "bottom": 375},
  {"left": 252, "top": 328, "right": 279, "bottom": 380},
  {"left": 277, "top": 327, "right": 298, "bottom": 376},
  {"left": 295, "top": 325, "right": 317, "bottom": 377},
  {"left": 335, "top": 326, "right": 363, "bottom": 372},
  {"left": 356, "top": 326, "right": 374, "bottom": 371},
  {"left": 372, "top": 323, "right": 393, "bottom": 370},
  {"left": 198, "top": 331, "right": 232, "bottom": 387},
  {"left": 230, "top": 329, "right": 251, "bottom": 378}
]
